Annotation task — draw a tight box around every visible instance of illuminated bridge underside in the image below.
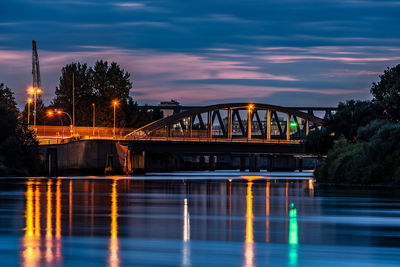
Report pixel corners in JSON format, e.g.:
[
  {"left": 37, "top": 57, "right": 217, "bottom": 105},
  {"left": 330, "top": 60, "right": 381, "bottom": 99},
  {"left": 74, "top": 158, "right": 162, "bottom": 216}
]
[{"left": 126, "top": 103, "right": 323, "bottom": 141}]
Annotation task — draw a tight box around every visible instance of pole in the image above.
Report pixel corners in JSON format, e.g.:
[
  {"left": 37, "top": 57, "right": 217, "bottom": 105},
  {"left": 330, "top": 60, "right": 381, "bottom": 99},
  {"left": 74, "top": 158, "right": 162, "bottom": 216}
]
[
  {"left": 228, "top": 108, "right": 232, "bottom": 140},
  {"left": 92, "top": 103, "right": 95, "bottom": 136},
  {"left": 208, "top": 111, "right": 212, "bottom": 138},
  {"left": 286, "top": 113, "right": 290, "bottom": 141},
  {"left": 34, "top": 88, "right": 37, "bottom": 129},
  {"left": 306, "top": 119, "right": 309, "bottom": 136},
  {"left": 113, "top": 104, "right": 116, "bottom": 138},
  {"left": 267, "top": 109, "right": 271, "bottom": 140},
  {"left": 27, "top": 101, "right": 30, "bottom": 125},
  {"left": 189, "top": 116, "right": 192, "bottom": 138},
  {"left": 72, "top": 73, "right": 75, "bottom": 134},
  {"left": 247, "top": 109, "right": 251, "bottom": 140}
]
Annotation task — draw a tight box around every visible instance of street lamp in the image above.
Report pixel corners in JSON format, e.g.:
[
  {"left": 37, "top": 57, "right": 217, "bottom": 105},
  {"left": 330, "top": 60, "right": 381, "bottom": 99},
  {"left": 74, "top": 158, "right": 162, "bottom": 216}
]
[
  {"left": 28, "top": 86, "right": 42, "bottom": 130},
  {"left": 27, "top": 98, "right": 32, "bottom": 125},
  {"left": 51, "top": 109, "right": 73, "bottom": 136},
  {"left": 47, "top": 110, "right": 65, "bottom": 140},
  {"left": 92, "top": 103, "right": 95, "bottom": 136},
  {"left": 113, "top": 100, "right": 119, "bottom": 138}
]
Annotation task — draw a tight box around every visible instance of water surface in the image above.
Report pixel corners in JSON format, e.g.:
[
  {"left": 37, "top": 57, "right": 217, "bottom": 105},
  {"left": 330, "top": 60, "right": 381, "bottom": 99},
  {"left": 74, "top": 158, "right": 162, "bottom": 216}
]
[{"left": 0, "top": 172, "right": 400, "bottom": 266}]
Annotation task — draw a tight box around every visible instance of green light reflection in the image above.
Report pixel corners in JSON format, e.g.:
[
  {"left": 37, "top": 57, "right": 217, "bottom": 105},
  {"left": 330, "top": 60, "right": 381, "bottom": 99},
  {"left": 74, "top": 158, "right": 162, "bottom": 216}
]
[{"left": 288, "top": 202, "right": 298, "bottom": 266}]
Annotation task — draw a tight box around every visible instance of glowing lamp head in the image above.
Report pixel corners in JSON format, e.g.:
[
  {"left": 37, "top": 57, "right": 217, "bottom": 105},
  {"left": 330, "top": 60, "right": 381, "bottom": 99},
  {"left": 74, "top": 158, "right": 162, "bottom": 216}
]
[
  {"left": 36, "top": 88, "right": 42, "bottom": 94},
  {"left": 248, "top": 104, "right": 254, "bottom": 111},
  {"left": 47, "top": 110, "right": 54, "bottom": 116},
  {"left": 29, "top": 87, "right": 35, "bottom": 94},
  {"left": 113, "top": 100, "right": 119, "bottom": 106},
  {"left": 56, "top": 110, "right": 62, "bottom": 115},
  {"left": 27, "top": 98, "right": 33, "bottom": 103}
]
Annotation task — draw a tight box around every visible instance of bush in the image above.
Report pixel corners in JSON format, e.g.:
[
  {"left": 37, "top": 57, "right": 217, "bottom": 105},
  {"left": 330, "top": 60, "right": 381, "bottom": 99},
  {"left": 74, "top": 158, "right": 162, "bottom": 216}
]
[{"left": 316, "top": 120, "right": 400, "bottom": 184}]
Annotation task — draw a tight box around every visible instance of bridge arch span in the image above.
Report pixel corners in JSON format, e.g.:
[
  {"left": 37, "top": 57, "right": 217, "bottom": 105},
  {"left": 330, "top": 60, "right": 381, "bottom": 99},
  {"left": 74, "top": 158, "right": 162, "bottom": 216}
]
[{"left": 125, "top": 103, "right": 323, "bottom": 140}]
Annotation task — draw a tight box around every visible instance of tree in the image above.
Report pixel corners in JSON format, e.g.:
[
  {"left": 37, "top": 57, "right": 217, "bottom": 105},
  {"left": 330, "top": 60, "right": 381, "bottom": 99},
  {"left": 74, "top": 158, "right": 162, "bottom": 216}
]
[
  {"left": 52, "top": 60, "right": 133, "bottom": 127},
  {"left": 304, "top": 128, "right": 335, "bottom": 157},
  {"left": 371, "top": 64, "right": 400, "bottom": 121},
  {"left": 316, "top": 120, "right": 400, "bottom": 184},
  {"left": 53, "top": 62, "right": 94, "bottom": 126},
  {"left": 92, "top": 60, "right": 132, "bottom": 127},
  {"left": 325, "top": 100, "right": 385, "bottom": 142},
  {"left": 0, "top": 83, "right": 41, "bottom": 175}
]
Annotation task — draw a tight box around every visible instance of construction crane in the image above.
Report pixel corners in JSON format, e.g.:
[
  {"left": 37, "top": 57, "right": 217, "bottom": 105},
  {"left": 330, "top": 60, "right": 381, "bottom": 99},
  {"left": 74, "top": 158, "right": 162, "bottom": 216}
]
[
  {"left": 32, "top": 40, "right": 41, "bottom": 89},
  {"left": 31, "top": 40, "right": 41, "bottom": 128}
]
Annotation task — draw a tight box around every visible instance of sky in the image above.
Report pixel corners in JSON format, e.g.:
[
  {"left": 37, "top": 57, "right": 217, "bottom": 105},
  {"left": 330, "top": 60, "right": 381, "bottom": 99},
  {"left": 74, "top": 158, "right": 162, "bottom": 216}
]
[{"left": 1, "top": 0, "right": 400, "bottom": 108}]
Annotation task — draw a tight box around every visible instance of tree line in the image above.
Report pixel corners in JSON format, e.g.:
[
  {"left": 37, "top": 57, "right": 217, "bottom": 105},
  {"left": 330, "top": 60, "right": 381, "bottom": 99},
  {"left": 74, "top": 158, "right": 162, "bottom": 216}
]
[
  {"left": 0, "top": 83, "right": 40, "bottom": 175},
  {"left": 306, "top": 64, "right": 400, "bottom": 185},
  {"left": 23, "top": 60, "right": 162, "bottom": 128},
  {"left": 0, "top": 60, "right": 162, "bottom": 175}
]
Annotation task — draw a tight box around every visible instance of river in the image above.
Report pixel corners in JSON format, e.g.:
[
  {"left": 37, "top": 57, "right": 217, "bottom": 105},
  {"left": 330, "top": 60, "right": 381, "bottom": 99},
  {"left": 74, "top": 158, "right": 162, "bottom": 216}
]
[{"left": 0, "top": 171, "right": 399, "bottom": 266}]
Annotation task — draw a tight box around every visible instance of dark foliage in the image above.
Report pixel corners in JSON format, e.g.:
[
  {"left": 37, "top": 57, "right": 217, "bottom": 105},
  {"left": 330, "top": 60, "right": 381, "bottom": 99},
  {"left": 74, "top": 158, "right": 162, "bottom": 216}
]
[
  {"left": 303, "top": 128, "right": 335, "bottom": 157},
  {"left": 324, "top": 100, "right": 385, "bottom": 142},
  {"left": 51, "top": 61, "right": 162, "bottom": 128},
  {"left": 316, "top": 120, "right": 400, "bottom": 184},
  {"left": 0, "top": 83, "right": 41, "bottom": 176},
  {"left": 371, "top": 64, "right": 400, "bottom": 121}
]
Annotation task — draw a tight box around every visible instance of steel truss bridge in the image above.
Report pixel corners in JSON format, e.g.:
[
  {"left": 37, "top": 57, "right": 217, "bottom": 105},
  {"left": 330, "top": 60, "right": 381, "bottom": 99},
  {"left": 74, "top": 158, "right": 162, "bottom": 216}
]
[
  {"left": 127, "top": 103, "right": 326, "bottom": 142},
  {"left": 37, "top": 103, "right": 334, "bottom": 148}
]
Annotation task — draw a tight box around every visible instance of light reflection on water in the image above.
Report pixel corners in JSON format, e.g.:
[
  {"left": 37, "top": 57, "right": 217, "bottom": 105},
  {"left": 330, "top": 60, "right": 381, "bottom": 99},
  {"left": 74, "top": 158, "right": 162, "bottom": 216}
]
[
  {"left": 0, "top": 175, "right": 398, "bottom": 266},
  {"left": 109, "top": 179, "right": 119, "bottom": 267}
]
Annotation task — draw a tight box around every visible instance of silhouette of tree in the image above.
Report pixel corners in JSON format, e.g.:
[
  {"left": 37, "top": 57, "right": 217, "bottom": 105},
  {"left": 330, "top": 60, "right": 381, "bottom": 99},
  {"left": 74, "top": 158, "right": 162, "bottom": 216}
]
[
  {"left": 371, "top": 64, "right": 400, "bottom": 121},
  {"left": 0, "top": 83, "right": 41, "bottom": 175}
]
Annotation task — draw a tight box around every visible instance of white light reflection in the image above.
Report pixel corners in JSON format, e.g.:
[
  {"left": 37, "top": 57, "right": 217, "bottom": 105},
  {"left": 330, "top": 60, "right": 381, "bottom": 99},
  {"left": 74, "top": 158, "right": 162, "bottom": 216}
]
[{"left": 182, "top": 198, "right": 191, "bottom": 266}]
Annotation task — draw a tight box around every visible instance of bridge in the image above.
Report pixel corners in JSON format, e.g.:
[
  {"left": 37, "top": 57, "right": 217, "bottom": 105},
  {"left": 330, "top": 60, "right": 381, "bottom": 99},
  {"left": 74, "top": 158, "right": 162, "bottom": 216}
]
[{"left": 38, "top": 103, "right": 330, "bottom": 175}]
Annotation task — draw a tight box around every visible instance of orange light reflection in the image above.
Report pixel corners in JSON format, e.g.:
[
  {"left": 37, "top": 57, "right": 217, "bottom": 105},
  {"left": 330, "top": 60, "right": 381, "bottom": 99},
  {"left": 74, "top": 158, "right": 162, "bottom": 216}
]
[
  {"left": 244, "top": 182, "right": 254, "bottom": 267},
  {"left": 45, "top": 180, "right": 53, "bottom": 262},
  {"left": 23, "top": 181, "right": 41, "bottom": 267},
  {"left": 55, "top": 180, "right": 62, "bottom": 259},
  {"left": 109, "top": 180, "right": 119, "bottom": 267},
  {"left": 266, "top": 181, "right": 270, "bottom": 243}
]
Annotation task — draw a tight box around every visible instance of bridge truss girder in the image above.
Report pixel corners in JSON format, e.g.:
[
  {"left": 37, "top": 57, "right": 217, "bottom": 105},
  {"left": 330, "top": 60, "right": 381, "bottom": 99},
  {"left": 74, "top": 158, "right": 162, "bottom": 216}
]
[{"left": 126, "top": 103, "right": 323, "bottom": 141}]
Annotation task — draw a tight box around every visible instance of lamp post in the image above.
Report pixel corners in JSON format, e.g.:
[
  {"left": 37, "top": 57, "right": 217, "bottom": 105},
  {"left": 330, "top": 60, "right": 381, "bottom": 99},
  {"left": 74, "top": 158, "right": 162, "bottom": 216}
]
[
  {"left": 113, "top": 100, "right": 118, "bottom": 138},
  {"left": 92, "top": 103, "right": 95, "bottom": 136},
  {"left": 52, "top": 109, "right": 73, "bottom": 136},
  {"left": 27, "top": 98, "right": 32, "bottom": 125},
  {"left": 29, "top": 86, "right": 42, "bottom": 130},
  {"left": 47, "top": 110, "right": 64, "bottom": 140}
]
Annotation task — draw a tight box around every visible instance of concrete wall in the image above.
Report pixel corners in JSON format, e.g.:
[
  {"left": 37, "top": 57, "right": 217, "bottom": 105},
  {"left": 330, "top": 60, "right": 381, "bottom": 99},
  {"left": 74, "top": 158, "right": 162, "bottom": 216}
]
[{"left": 40, "top": 140, "right": 126, "bottom": 175}]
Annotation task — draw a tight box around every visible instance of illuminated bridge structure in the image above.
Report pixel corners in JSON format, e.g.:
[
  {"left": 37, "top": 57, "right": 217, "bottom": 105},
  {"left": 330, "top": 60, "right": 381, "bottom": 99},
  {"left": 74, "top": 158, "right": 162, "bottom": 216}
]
[
  {"left": 41, "top": 103, "right": 334, "bottom": 175},
  {"left": 126, "top": 103, "right": 324, "bottom": 141}
]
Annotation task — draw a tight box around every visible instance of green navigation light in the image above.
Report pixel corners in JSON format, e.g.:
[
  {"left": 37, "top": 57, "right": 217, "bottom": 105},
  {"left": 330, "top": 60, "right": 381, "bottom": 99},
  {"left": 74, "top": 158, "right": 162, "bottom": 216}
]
[{"left": 290, "top": 122, "right": 298, "bottom": 127}]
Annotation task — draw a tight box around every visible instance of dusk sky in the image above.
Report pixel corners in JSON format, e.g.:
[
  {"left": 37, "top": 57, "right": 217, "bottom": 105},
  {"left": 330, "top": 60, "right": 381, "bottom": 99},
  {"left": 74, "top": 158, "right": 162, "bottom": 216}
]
[{"left": 1, "top": 0, "right": 400, "bottom": 107}]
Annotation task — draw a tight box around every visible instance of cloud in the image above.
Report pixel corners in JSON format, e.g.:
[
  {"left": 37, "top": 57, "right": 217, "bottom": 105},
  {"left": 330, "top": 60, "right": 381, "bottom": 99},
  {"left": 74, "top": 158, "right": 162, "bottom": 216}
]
[
  {"left": 2, "top": 0, "right": 400, "bottom": 107},
  {"left": 114, "top": 2, "right": 145, "bottom": 8}
]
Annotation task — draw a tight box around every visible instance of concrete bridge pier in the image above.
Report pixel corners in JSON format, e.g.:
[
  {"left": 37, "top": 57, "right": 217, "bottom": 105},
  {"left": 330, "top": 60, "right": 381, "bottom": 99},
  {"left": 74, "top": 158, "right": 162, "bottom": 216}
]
[
  {"left": 209, "top": 155, "right": 216, "bottom": 171},
  {"left": 132, "top": 151, "right": 146, "bottom": 174},
  {"left": 46, "top": 148, "right": 58, "bottom": 177},
  {"left": 249, "top": 154, "right": 260, "bottom": 172},
  {"left": 298, "top": 157, "right": 303, "bottom": 172},
  {"left": 240, "top": 156, "right": 246, "bottom": 172},
  {"left": 199, "top": 155, "right": 206, "bottom": 171},
  {"left": 268, "top": 155, "right": 296, "bottom": 171}
]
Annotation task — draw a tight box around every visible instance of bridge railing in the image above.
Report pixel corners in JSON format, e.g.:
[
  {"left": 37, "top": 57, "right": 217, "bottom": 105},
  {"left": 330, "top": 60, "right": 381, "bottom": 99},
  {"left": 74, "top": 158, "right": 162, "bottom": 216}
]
[{"left": 33, "top": 125, "right": 136, "bottom": 139}]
